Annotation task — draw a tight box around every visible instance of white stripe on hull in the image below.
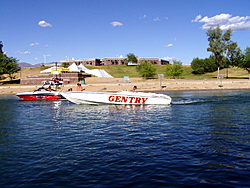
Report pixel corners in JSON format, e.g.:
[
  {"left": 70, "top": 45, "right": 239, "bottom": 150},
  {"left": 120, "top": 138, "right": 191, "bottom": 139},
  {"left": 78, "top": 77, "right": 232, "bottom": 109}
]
[{"left": 62, "top": 91, "right": 171, "bottom": 105}]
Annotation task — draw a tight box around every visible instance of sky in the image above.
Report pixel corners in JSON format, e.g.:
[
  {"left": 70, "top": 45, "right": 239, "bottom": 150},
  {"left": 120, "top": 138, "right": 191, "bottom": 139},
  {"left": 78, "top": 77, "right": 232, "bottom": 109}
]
[{"left": 1, "top": 0, "right": 250, "bottom": 65}]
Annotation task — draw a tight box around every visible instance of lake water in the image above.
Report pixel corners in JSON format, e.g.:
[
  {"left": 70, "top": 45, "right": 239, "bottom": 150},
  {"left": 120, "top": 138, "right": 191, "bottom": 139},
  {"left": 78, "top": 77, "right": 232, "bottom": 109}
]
[{"left": 1, "top": 90, "right": 250, "bottom": 187}]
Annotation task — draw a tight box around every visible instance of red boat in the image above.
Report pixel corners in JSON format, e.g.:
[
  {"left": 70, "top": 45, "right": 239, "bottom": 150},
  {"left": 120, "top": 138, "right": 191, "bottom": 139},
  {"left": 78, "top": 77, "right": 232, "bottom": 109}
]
[{"left": 16, "top": 87, "right": 64, "bottom": 100}]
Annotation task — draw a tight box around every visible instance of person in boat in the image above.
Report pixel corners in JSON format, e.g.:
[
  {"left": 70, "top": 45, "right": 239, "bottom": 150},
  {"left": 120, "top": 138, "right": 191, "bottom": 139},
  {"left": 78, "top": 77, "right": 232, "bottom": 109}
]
[
  {"left": 35, "top": 86, "right": 46, "bottom": 91},
  {"left": 131, "top": 86, "right": 137, "bottom": 92},
  {"left": 76, "top": 83, "right": 85, "bottom": 91},
  {"left": 47, "top": 86, "right": 55, "bottom": 92},
  {"left": 68, "top": 88, "right": 73, "bottom": 91}
]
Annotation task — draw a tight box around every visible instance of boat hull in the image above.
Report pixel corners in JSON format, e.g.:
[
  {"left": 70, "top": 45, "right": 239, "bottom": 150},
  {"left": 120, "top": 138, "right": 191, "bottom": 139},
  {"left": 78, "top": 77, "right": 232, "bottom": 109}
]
[
  {"left": 16, "top": 91, "right": 64, "bottom": 100},
  {"left": 61, "top": 91, "right": 172, "bottom": 105}
]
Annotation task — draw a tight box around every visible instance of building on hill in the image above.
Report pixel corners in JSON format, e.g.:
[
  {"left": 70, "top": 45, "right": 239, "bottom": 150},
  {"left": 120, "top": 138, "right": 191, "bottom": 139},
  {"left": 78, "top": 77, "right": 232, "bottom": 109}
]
[
  {"left": 138, "top": 58, "right": 169, "bottom": 65},
  {"left": 101, "top": 57, "right": 169, "bottom": 65},
  {"left": 62, "top": 58, "right": 102, "bottom": 66},
  {"left": 101, "top": 57, "right": 126, "bottom": 65},
  {"left": 62, "top": 57, "right": 169, "bottom": 66}
]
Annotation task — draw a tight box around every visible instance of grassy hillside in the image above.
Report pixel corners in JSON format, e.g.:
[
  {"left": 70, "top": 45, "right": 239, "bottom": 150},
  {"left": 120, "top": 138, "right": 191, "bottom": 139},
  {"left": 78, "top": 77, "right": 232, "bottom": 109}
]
[
  {"left": 2, "top": 65, "right": 249, "bottom": 84},
  {"left": 86, "top": 65, "right": 249, "bottom": 80}
]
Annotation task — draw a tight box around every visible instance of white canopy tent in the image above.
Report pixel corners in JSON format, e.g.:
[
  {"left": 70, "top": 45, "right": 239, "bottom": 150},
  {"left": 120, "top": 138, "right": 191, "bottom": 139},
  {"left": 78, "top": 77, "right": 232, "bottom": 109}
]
[
  {"left": 78, "top": 64, "right": 89, "bottom": 71},
  {"left": 68, "top": 63, "right": 80, "bottom": 72},
  {"left": 85, "top": 69, "right": 113, "bottom": 78},
  {"left": 40, "top": 63, "right": 113, "bottom": 78},
  {"left": 77, "top": 63, "right": 113, "bottom": 78}
]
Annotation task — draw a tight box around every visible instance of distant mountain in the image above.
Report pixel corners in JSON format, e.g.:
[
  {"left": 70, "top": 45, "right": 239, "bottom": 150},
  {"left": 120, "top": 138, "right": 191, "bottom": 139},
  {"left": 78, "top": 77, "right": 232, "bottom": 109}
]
[
  {"left": 18, "top": 62, "right": 61, "bottom": 68},
  {"left": 18, "top": 62, "right": 40, "bottom": 68}
]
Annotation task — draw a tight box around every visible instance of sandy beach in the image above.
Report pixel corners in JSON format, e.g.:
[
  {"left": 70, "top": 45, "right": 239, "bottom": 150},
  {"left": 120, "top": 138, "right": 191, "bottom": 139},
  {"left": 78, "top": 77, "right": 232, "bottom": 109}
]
[{"left": 1, "top": 77, "right": 250, "bottom": 95}]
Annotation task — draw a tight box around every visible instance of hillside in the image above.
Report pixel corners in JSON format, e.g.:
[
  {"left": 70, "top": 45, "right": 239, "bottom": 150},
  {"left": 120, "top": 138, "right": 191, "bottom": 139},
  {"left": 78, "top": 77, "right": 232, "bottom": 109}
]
[
  {"left": 2, "top": 65, "right": 250, "bottom": 84},
  {"left": 87, "top": 65, "right": 250, "bottom": 80},
  {"left": 18, "top": 62, "right": 61, "bottom": 68}
]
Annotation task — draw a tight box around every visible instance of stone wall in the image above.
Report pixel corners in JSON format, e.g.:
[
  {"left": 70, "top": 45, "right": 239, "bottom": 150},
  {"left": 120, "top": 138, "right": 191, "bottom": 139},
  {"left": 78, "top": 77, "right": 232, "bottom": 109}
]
[{"left": 20, "top": 72, "right": 89, "bottom": 85}]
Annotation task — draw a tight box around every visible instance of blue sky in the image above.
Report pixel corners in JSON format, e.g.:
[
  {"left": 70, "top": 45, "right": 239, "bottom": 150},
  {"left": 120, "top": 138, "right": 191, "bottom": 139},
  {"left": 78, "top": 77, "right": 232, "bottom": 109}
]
[{"left": 1, "top": 0, "right": 250, "bottom": 65}]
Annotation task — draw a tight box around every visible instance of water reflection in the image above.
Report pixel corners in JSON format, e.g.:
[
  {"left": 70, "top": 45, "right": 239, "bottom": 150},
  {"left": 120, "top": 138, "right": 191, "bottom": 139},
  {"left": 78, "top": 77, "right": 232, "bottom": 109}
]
[
  {"left": 205, "top": 97, "right": 250, "bottom": 156},
  {"left": 62, "top": 103, "right": 172, "bottom": 120}
]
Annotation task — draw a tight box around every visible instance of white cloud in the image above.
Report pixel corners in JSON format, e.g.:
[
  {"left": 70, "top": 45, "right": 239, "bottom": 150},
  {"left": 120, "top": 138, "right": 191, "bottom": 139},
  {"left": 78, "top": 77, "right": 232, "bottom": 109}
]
[
  {"left": 192, "top": 15, "right": 202, "bottom": 22},
  {"left": 153, "top": 17, "right": 160, "bottom": 21},
  {"left": 20, "top": 51, "right": 31, "bottom": 54},
  {"left": 30, "top": 42, "right": 39, "bottom": 46},
  {"left": 44, "top": 44, "right": 49, "bottom": 47},
  {"left": 192, "top": 13, "right": 250, "bottom": 31},
  {"left": 38, "top": 20, "right": 52, "bottom": 27},
  {"left": 110, "top": 21, "right": 123, "bottom": 27},
  {"left": 140, "top": 14, "right": 147, "bottom": 19},
  {"left": 15, "top": 50, "right": 30, "bottom": 54},
  {"left": 165, "top": 44, "right": 173, "bottom": 47}
]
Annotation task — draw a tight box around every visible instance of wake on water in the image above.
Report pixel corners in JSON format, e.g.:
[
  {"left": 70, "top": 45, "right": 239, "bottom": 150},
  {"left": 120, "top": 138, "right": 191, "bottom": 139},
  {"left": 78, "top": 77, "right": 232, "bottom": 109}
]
[{"left": 171, "top": 98, "right": 217, "bottom": 105}]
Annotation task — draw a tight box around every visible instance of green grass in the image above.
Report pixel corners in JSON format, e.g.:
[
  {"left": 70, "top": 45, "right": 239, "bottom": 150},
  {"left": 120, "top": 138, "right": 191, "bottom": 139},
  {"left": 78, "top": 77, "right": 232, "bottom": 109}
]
[
  {"left": 5, "top": 65, "right": 248, "bottom": 83},
  {"left": 86, "top": 65, "right": 249, "bottom": 80}
]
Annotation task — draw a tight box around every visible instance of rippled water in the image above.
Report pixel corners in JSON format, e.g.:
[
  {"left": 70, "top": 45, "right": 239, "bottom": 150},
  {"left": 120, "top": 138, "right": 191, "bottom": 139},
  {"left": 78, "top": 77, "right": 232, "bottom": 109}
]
[{"left": 1, "top": 90, "right": 250, "bottom": 187}]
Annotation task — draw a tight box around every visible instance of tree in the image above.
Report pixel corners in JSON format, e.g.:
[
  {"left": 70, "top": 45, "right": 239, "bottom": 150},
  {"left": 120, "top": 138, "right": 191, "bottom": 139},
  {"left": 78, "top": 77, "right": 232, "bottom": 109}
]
[
  {"left": 0, "top": 53, "right": 20, "bottom": 80},
  {"left": 136, "top": 61, "right": 156, "bottom": 78},
  {"left": 191, "top": 57, "right": 217, "bottom": 74},
  {"left": 191, "top": 58, "right": 205, "bottom": 74},
  {"left": 0, "top": 41, "right": 3, "bottom": 54},
  {"left": 206, "top": 26, "right": 238, "bottom": 77},
  {"left": 227, "top": 44, "right": 242, "bottom": 67},
  {"left": 237, "top": 47, "right": 250, "bottom": 79},
  {"left": 165, "top": 60, "right": 183, "bottom": 79},
  {"left": 62, "top": 62, "right": 70, "bottom": 68},
  {"left": 124, "top": 53, "right": 138, "bottom": 65}
]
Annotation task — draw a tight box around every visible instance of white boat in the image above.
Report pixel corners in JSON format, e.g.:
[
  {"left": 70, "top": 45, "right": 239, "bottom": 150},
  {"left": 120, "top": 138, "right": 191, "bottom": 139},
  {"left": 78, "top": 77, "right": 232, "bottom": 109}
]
[{"left": 61, "top": 90, "right": 172, "bottom": 105}]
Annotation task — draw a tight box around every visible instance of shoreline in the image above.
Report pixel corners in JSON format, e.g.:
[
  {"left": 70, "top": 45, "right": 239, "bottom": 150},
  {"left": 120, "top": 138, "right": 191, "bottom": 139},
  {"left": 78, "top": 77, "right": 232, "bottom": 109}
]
[{"left": 1, "top": 78, "right": 250, "bottom": 95}]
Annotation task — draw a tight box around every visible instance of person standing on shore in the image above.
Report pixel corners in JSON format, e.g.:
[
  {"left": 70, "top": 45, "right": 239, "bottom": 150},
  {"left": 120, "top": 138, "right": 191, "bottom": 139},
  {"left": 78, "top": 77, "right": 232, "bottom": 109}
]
[{"left": 76, "top": 83, "right": 85, "bottom": 91}]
